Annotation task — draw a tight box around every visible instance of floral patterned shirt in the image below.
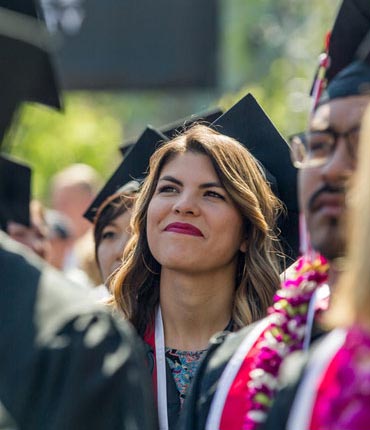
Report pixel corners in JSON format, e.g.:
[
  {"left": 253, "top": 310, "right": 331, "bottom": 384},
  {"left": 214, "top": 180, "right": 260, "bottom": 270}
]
[{"left": 165, "top": 347, "right": 207, "bottom": 406}]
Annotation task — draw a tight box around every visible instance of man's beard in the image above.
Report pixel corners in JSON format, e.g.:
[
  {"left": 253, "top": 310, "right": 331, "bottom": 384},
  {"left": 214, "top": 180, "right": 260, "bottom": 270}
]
[{"left": 310, "top": 215, "right": 346, "bottom": 261}]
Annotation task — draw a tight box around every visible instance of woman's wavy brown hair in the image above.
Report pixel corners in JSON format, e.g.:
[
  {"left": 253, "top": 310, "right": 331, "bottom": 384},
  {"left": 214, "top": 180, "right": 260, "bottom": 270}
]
[{"left": 111, "top": 124, "right": 284, "bottom": 336}]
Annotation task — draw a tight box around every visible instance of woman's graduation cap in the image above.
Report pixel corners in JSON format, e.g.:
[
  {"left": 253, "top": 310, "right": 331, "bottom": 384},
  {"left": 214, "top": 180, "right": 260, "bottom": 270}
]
[
  {"left": 84, "top": 126, "right": 168, "bottom": 222},
  {"left": 0, "top": 154, "right": 31, "bottom": 230},
  {"left": 119, "top": 108, "right": 222, "bottom": 157},
  {"left": 211, "top": 93, "right": 299, "bottom": 259}
]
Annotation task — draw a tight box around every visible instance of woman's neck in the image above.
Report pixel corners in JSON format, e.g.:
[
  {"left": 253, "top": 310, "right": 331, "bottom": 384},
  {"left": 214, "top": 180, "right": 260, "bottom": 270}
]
[{"left": 159, "top": 269, "right": 234, "bottom": 351}]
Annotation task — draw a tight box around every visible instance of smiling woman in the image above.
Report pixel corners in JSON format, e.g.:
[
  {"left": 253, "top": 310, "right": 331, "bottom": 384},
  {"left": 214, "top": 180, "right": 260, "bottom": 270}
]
[{"left": 110, "top": 124, "right": 283, "bottom": 430}]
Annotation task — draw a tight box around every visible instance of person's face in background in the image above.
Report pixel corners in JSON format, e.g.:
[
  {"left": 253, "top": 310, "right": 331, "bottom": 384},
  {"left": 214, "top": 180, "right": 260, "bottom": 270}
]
[
  {"left": 51, "top": 184, "right": 93, "bottom": 240},
  {"left": 45, "top": 210, "right": 75, "bottom": 270},
  {"left": 299, "top": 95, "right": 370, "bottom": 261},
  {"left": 97, "top": 209, "right": 132, "bottom": 282}
]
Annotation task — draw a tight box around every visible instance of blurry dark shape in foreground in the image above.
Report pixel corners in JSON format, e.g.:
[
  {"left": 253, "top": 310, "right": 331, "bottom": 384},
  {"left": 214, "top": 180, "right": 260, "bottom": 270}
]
[
  {"left": 0, "top": 229, "right": 157, "bottom": 429},
  {"left": 0, "top": 1, "right": 61, "bottom": 142},
  {"left": 0, "top": 154, "right": 31, "bottom": 229},
  {"left": 0, "top": 4, "right": 156, "bottom": 430}
]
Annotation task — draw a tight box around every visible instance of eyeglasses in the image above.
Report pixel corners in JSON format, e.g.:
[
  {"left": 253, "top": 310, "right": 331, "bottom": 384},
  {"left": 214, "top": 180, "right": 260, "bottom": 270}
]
[{"left": 289, "top": 125, "right": 360, "bottom": 169}]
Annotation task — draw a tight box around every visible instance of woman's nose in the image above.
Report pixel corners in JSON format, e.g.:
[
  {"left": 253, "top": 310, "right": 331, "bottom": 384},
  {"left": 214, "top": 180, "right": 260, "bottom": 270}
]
[
  {"left": 172, "top": 193, "right": 200, "bottom": 216},
  {"left": 115, "top": 234, "right": 130, "bottom": 260}
]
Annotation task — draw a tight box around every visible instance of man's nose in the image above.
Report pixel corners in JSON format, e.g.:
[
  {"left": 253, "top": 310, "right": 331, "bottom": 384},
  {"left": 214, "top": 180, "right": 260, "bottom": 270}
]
[{"left": 321, "top": 137, "right": 355, "bottom": 184}]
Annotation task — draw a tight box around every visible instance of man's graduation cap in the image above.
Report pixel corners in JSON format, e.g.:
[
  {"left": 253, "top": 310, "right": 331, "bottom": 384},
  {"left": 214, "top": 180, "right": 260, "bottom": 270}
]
[
  {"left": 119, "top": 108, "right": 222, "bottom": 157},
  {"left": 211, "top": 93, "right": 299, "bottom": 259},
  {"left": 310, "top": 0, "right": 370, "bottom": 106},
  {"left": 0, "top": 1, "right": 61, "bottom": 141},
  {"left": 84, "top": 126, "right": 168, "bottom": 222},
  {"left": 0, "top": 154, "right": 31, "bottom": 230},
  {"left": 326, "top": 0, "right": 370, "bottom": 82}
]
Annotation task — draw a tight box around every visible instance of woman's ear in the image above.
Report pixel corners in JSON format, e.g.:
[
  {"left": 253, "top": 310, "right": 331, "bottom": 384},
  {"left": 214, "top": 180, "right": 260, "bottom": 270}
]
[{"left": 239, "top": 239, "right": 247, "bottom": 253}]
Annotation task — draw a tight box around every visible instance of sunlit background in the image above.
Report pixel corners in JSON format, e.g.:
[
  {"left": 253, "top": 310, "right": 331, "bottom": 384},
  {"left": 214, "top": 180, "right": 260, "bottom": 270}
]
[{"left": 4, "top": 0, "right": 340, "bottom": 202}]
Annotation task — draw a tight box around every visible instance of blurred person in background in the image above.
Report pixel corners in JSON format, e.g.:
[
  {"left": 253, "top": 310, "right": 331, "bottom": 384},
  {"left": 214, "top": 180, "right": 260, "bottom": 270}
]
[
  {"left": 50, "top": 163, "right": 102, "bottom": 286},
  {"left": 50, "top": 163, "right": 102, "bottom": 240},
  {"left": 45, "top": 208, "right": 75, "bottom": 270},
  {"left": 93, "top": 181, "right": 140, "bottom": 286},
  {"left": 82, "top": 126, "right": 169, "bottom": 296}
]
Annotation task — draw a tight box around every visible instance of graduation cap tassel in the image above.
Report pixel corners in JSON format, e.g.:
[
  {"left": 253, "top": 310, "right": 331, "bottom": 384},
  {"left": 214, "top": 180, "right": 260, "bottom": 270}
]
[
  {"left": 301, "top": 32, "right": 331, "bottom": 263},
  {"left": 299, "top": 212, "right": 309, "bottom": 256},
  {"left": 310, "top": 32, "right": 331, "bottom": 113}
]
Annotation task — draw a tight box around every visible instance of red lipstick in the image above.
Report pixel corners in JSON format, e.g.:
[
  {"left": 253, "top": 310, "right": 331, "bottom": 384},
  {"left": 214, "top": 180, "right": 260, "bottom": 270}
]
[{"left": 164, "top": 222, "right": 203, "bottom": 237}]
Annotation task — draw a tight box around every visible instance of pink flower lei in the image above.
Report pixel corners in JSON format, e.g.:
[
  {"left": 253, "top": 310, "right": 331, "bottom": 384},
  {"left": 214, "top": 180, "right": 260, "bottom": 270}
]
[{"left": 242, "top": 254, "right": 329, "bottom": 430}]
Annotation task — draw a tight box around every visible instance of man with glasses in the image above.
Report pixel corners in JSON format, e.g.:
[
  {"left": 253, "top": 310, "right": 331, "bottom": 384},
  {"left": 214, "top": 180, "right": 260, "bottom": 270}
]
[
  {"left": 289, "top": 60, "right": 370, "bottom": 267},
  {"left": 259, "top": 60, "right": 370, "bottom": 430}
]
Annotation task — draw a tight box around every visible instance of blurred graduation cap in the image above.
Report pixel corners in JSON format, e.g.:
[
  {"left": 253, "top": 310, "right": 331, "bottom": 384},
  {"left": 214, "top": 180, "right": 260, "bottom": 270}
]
[
  {"left": 0, "top": 154, "right": 31, "bottom": 230},
  {"left": 325, "top": 0, "right": 370, "bottom": 82},
  {"left": 84, "top": 126, "right": 168, "bottom": 222},
  {"left": 119, "top": 107, "right": 222, "bottom": 156},
  {"left": 211, "top": 93, "right": 299, "bottom": 260},
  {"left": 0, "top": 0, "right": 61, "bottom": 141},
  {"left": 310, "top": 0, "right": 370, "bottom": 105}
]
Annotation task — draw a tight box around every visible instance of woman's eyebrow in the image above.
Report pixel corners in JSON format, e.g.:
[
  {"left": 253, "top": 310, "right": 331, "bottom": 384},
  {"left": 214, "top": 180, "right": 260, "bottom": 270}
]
[
  {"left": 199, "top": 182, "right": 223, "bottom": 189},
  {"left": 158, "top": 175, "right": 182, "bottom": 185},
  {"left": 159, "top": 176, "right": 223, "bottom": 189}
]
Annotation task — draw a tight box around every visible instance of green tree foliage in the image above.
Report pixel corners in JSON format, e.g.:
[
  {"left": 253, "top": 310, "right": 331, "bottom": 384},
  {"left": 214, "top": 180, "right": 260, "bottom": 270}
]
[
  {"left": 5, "top": 96, "right": 122, "bottom": 201},
  {"left": 218, "top": 0, "right": 340, "bottom": 135}
]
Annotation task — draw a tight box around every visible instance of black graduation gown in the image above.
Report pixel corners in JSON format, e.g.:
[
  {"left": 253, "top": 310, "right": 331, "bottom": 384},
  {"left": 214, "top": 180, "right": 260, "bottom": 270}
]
[
  {"left": 144, "top": 342, "right": 181, "bottom": 430},
  {"left": 180, "top": 320, "right": 327, "bottom": 430},
  {"left": 0, "top": 231, "right": 157, "bottom": 430},
  {"left": 179, "top": 324, "right": 257, "bottom": 430}
]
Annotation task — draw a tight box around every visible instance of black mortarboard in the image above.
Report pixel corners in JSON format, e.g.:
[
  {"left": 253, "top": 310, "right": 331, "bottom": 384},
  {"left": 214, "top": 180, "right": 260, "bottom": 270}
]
[
  {"left": 311, "top": 0, "right": 370, "bottom": 106},
  {"left": 0, "top": 2, "right": 60, "bottom": 141},
  {"left": 211, "top": 93, "right": 299, "bottom": 260},
  {"left": 321, "top": 59, "right": 370, "bottom": 103},
  {"left": 325, "top": 0, "right": 370, "bottom": 82},
  {"left": 84, "top": 126, "right": 168, "bottom": 222},
  {"left": 0, "top": 154, "right": 31, "bottom": 230},
  {"left": 119, "top": 108, "right": 222, "bottom": 156}
]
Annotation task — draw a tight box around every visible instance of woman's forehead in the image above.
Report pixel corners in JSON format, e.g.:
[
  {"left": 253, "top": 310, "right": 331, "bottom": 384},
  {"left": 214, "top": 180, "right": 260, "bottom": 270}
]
[{"left": 159, "top": 152, "right": 219, "bottom": 180}]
